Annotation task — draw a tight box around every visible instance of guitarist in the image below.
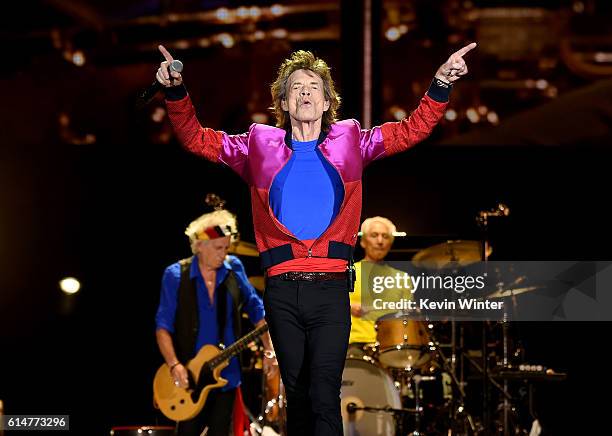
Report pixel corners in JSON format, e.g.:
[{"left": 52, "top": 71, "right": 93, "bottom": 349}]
[{"left": 155, "top": 209, "right": 277, "bottom": 436}]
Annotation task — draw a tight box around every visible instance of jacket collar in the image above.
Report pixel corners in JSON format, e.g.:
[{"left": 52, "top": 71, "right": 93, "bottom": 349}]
[{"left": 284, "top": 127, "right": 329, "bottom": 150}]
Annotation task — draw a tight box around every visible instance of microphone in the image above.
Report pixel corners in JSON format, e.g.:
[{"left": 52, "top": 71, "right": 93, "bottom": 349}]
[{"left": 136, "top": 59, "right": 183, "bottom": 109}]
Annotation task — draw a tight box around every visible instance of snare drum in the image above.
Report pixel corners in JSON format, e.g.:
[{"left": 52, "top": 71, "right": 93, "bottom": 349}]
[
  {"left": 375, "top": 313, "right": 432, "bottom": 369},
  {"left": 341, "top": 358, "right": 401, "bottom": 436}
]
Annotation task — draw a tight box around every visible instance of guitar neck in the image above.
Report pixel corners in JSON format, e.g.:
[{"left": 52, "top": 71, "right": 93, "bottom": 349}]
[{"left": 208, "top": 324, "right": 269, "bottom": 369}]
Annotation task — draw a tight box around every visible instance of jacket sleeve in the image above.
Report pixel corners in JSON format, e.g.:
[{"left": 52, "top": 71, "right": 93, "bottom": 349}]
[
  {"left": 164, "top": 84, "right": 250, "bottom": 181},
  {"left": 360, "top": 78, "right": 451, "bottom": 167}
]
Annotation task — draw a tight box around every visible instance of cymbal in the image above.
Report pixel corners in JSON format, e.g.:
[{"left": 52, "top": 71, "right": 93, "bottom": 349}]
[
  {"left": 249, "top": 276, "right": 265, "bottom": 292},
  {"left": 228, "top": 240, "right": 259, "bottom": 257},
  {"left": 412, "top": 240, "right": 492, "bottom": 269},
  {"left": 486, "top": 285, "right": 542, "bottom": 299}
]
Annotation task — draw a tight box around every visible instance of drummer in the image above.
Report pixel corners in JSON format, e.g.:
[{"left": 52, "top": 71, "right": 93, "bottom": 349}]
[{"left": 348, "top": 216, "right": 411, "bottom": 357}]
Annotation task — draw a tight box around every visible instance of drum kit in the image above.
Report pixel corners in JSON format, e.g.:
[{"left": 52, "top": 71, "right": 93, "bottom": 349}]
[{"left": 336, "top": 234, "right": 565, "bottom": 436}]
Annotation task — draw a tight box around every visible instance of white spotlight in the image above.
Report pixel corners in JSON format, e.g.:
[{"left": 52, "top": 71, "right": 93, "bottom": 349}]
[
  {"left": 270, "top": 4, "right": 285, "bottom": 16},
  {"left": 385, "top": 27, "right": 401, "bottom": 42},
  {"left": 59, "top": 277, "right": 81, "bottom": 295},
  {"left": 72, "top": 50, "right": 85, "bottom": 67}
]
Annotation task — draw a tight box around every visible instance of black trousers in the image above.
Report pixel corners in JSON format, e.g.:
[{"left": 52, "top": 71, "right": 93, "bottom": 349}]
[
  {"left": 264, "top": 277, "right": 351, "bottom": 436},
  {"left": 176, "top": 388, "right": 236, "bottom": 436}
]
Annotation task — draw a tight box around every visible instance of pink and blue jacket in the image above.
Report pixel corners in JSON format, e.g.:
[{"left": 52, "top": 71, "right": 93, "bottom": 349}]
[{"left": 165, "top": 82, "right": 449, "bottom": 269}]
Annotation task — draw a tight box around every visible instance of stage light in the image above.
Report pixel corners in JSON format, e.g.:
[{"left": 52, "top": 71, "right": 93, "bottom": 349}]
[
  {"left": 253, "top": 30, "right": 265, "bottom": 40},
  {"left": 251, "top": 112, "right": 269, "bottom": 124},
  {"left": 218, "top": 33, "right": 235, "bottom": 48},
  {"left": 271, "top": 28, "right": 288, "bottom": 39},
  {"left": 249, "top": 6, "right": 261, "bottom": 19},
  {"left": 535, "top": 79, "right": 548, "bottom": 90},
  {"left": 477, "top": 105, "right": 488, "bottom": 116},
  {"left": 175, "top": 40, "right": 189, "bottom": 49},
  {"left": 198, "top": 38, "right": 211, "bottom": 47},
  {"left": 594, "top": 52, "right": 612, "bottom": 63},
  {"left": 573, "top": 1, "right": 585, "bottom": 14},
  {"left": 466, "top": 107, "right": 480, "bottom": 123},
  {"left": 390, "top": 105, "right": 407, "bottom": 120},
  {"left": 72, "top": 50, "right": 85, "bottom": 67},
  {"left": 398, "top": 24, "right": 408, "bottom": 34},
  {"left": 216, "top": 7, "right": 230, "bottom": 21},
  {"left": 445, "top": 109, "right": 457, "bottom": 121},
  {"left": 486, "top": 111, "right": 499, "bottom": 125},
  {"left": 385, "top": 27, "right": 401, "bottom": 42},
  {"left": 236, "top": 7, "right": 249, "bottom": 19},
  {"left": 59, "top": 277, "right": 81, "bottom": 295},
  {"left": 545, "top": 86, "right": 558, "bottom": 98},
  {"left": 270, "top": 4, "right": 285, "bottom": 17},
  {"left": 151, "top": 106, "right": 166, "bottom": 123}
]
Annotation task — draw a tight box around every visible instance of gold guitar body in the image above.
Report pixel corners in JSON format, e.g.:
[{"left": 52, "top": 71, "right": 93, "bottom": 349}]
[{"left": 153, "top": 344, "right": 229, "bottom": 421}]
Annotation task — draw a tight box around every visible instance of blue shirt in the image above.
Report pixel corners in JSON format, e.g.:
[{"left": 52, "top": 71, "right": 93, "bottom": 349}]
[
  {"left": 269, "top": 139, "right": 344, "bottom": 240},
  {"left": 155, "top": 255, "right": 265, "bottom": 391}
]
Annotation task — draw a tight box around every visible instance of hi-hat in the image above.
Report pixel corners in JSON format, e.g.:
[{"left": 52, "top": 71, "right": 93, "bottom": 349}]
[
  {"left": 412, "top": 240, "right": 492, "bottom": 269},
  {"left": 486, "top": 285, "right": 542, "bottom": 299}
]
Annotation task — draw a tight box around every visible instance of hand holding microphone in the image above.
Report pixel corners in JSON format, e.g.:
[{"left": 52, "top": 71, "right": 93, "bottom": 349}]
[
  {"left": 136, "top": 45, "right": 184, "bottom": 109},
  {"left": 156, "top": 45, "right": 183, "bottom": 87}
]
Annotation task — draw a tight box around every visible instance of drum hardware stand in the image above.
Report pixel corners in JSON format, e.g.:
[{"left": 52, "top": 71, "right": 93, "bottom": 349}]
[
  {"left": 460, "top": 348, "right": 530, "bottom": 434},
  {"left": 476, "top": 203, "right": 509, "bottom": 435},
  {"left": 428, "top": 329, "right": 477, "bottom": 434}
]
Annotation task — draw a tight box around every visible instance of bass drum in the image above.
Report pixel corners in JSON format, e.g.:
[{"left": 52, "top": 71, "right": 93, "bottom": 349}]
[{"left": 341, "top": 358, "right": 401, "bottom": 436}]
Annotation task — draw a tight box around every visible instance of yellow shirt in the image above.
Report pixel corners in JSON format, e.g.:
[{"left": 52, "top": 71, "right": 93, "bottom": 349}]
[{"left": 349, "top": 261, "right": 412, "bottom": 344}]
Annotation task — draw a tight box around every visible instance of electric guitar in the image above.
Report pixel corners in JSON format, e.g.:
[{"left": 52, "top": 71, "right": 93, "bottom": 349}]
[{"left": 153, "top": 324, "right": 268, "bottom": 421}]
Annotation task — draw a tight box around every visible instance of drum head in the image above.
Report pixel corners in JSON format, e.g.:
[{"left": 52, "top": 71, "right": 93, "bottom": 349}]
[
  {"left": 341, "top": 359, "right": 401, "bottom": 436},
  {"left": 378, "top": 345, "right": 432, "bottom": 369}
]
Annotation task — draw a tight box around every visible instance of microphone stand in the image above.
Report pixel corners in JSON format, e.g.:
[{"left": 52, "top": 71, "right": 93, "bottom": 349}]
[{"left": 476, "top": 211, "right": 490, "bottom": 435}]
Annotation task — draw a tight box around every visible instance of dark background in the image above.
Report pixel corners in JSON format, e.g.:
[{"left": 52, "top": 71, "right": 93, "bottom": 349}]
[{"left": 1, "top": 0, "right": 611, "bottom": 434}]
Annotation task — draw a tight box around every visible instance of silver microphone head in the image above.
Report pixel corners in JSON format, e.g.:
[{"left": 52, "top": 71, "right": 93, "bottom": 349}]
[{"left": 169, "top": 59, "right": 184, "bottom": 73}]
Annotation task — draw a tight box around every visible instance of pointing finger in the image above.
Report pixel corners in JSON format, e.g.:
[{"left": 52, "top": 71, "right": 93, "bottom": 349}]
[
  {"left": 158, "top": 44, "right": 174, "bottom": 63},
  {"left": 452, "top": 42, "right": 477, "bottom": 59}
]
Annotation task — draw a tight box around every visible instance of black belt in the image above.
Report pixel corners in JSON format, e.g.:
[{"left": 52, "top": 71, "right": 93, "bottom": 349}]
[{"left": 273, "top": 271, "right": 347, "bottom": 282}]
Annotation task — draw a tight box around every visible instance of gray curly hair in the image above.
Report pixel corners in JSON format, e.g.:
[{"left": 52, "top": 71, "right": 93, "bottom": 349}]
[{"left": 185, "top": 210, "right": 238, "bottom": 254}]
